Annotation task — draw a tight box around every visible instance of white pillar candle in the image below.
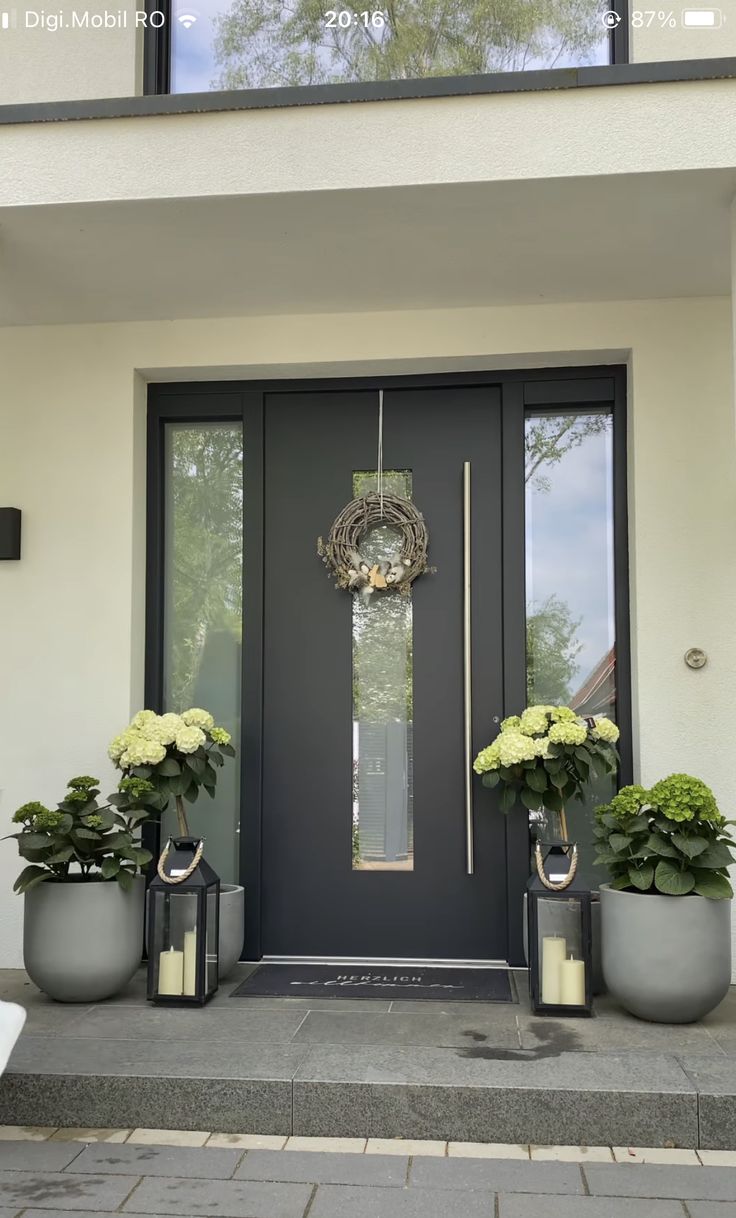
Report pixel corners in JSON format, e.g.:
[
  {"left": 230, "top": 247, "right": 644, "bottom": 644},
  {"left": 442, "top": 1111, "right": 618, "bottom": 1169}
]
[
  {"left": 183, "top": 930, "right": 198, "bottom": 997},
  {"left": 541, "top": 935, "right": 567, "bottom": 1005},
  {"left": 559, "top": 955, "right": 586, "bottom": 1006},
  {"left": 158, "top": 947, "right": 183, "bottom": 996}
]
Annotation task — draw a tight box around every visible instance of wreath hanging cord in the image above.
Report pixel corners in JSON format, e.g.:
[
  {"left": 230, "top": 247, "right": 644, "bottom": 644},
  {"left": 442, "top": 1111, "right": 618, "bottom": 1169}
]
[{"left": 317, "top": 390, "right": 433, "bottom": 601}]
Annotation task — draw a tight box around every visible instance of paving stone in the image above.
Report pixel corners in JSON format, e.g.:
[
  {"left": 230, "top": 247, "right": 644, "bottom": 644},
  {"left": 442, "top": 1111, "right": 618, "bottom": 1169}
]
[
  {"left": 0, "top": 1169, "right": 140, "bottom": 1209},
  {"left": 285, "top": 1135, "right": 366, "bottom": 1152},
  {"left": 531, "top": 1146, "right": 613, "bottom": 1162},
  {"left": 0, "top": 1210, "right": 20, "bottom": 1217},
  {"left": 680, "top": 1055, "right": 736, "bottom": 1150},
  {"left": 585, "top": 1164, "right": 736, "bottom": 1201},
  {"left": 294, "top": 1010, "right": 520, "bottom": 1049},
  {"left": 121, "top": 1175, "right": 312, "bottom": 1216},
  {"left": 366, "top": 1138, "right": 446, "bottom": 1156},
  {"left": 612, "top": 1146, "right": 699, "bottom": 1164},
  {"left": 687, "top": 1206, "right": 736, "bottom": 1217},
  {"left": 0, "top": 1140, "right": 85, "bottom": 1171},
  {"left": 518, "top": 1014, "right": 723, "bottom": 1055},
  {"left": 50, "top": 1129, "right": 131, "bottom": 1144},
  {"left": 409, "top": 1157, "right": 584, "bottom": 1193},
  {"left": 207, "top": 1133, "right": 288, "bottom": 1150},
  {"left": 235, "top": 1148, "right": 407, "bottom": 1186},
  {"left": 448, "top": 1142, "right": 529, "bottom": 1159},
  {"left": 698, "top": 1151, "right": 736, "bottom": 1166},
  {"left": 0, "top": 1074, "right": 292, "bottom": 1134},
  {"left": 309, "top": 1184, "right": 495, "bottom": 1218},
  {"left": 7, "top": 1036, "right": 309, "bottom": 1080},
  {"left": 71, "top": 1142, "right": 242, "bottom": 1178},
  {"left": 65, "top": 1007, "right": 306, "bottom": 1044},
  {"left": 128, "top": 1129, "right": 210, "bottom": 1147},
  {"left": 0, "top": 1125, "right": 57, "bottom": 1140},
  {"left": 498, "top": 1197, "right": 685, "bottom": 1218}
]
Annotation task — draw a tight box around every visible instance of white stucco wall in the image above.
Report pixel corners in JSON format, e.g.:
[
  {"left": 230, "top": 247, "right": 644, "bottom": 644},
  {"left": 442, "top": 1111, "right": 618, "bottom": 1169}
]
[{"left": 0, "top": 296, "right": 735, "bottom": 968}]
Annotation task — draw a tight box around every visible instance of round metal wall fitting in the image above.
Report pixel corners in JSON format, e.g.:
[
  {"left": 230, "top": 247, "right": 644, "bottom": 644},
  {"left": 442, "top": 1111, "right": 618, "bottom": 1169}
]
[{"left": 684, "top": 648, "right": 707, "bottom": 670}]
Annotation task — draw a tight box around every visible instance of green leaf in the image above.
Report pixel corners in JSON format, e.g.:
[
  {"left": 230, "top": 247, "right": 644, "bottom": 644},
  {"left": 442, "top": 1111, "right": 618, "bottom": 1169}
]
[
  {"left": 101, "top": 857, "right": 121, "bottom": 879},
  {"left": 646, "top": 833, "right": 679, "bottom": 858},
  {"left": 654, "top": 859, "right": 695, "bottom": 896},
  {"left": 520, "top": 787, "right": 543, "bottom": 811},
  {"left": 17, "top": 833, "right": 52, "bottom": 850},
  {"left": 183, "top": 783, "right": 200, "bottom": 803},
  {"left": 481, "top": 771, "right": 500, "bottom": 788},
  {"left": 692, "top": 869, "right": 733, "bottom": 899},
  {"left": 672, "top": 833, "right": 709, "bottom": 859},
  {"left": 45, "top": 846, "right": 74, "bottom": 865},
  {"left": 185, "top": 755, "right": 206, "bottom": 776},
  {"left": 549, "top": 769, "right": 567, "bottom": 790},
  {"left": 608, "top": 834, "right": 632, "bottom": 853},
  {"left": 209, "top": 750, "right": 224, "bottom": 768},
  {"left": 219, "top": 742, "right": 236, "bottom": 757},
  {"left": 610, "top": 873, "right": 631, "bottom": 890},
  {"left": 156, "top": 757, "right": 181, "bottom": 777},
  {"left": 116, "top": 868, "right": 134, "bottom": 892},
  {"left": 499, "top": 785, "right": 516, "bottom": 814},
  {"left": 13, "top": 864, "right": 49, "bottom": 893},
  {"left": 168, "top": 772, "right": 191, "bottom": 797},
  {"left": 599, "top": 812, "right": 619, "bottom": 829},
  {"left": 544, "top": 788, "right": 563, "bottom": 813},
  {"left": 694, "top": 841, "right": 735, "bottom": 869},
  {"left": 525, "top": 768, "right": 547, "bottom": 794},
  {"left": 72, "top": 828, "right": 101, "bottom": 841},
  {"left": 628, "top": 863, "right": 654, "bottom": 890}
]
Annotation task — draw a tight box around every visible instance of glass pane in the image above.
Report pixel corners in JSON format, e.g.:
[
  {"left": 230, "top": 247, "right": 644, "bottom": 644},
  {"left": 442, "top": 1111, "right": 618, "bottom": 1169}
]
[
  {"left": 525, "top": 409, "right": 615, "bottom": 885},
  {"left": 171, "top": 2, "right": 612, "bottom": 95},
  {"left": 537, "top": 895, "right": 586, "bottom": 1006},
  {"left": 352, "top": 471, "right": 413, "bottom": 872},
  {"left": 163, "top": 422, "right": 243, "bottom": 883},
  {"left": 152, "top": 890, "right": 199, "bottom": 998}
]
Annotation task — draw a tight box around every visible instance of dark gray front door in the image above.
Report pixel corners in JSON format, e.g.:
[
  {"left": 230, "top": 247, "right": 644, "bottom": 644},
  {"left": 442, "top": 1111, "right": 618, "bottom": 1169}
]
[{"left": 262, "top": 385, "right": 508, "bottom": 960}]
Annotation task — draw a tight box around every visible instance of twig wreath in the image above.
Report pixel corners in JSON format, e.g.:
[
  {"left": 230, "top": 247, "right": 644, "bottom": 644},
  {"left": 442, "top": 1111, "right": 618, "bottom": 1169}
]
[{"left": 317, "top": 391, "right": 433, "bottom": 603}]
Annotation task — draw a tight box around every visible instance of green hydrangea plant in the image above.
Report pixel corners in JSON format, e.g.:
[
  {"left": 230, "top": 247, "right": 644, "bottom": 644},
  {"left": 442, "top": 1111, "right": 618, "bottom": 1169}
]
[
  {"left": 473, "top": 705, "right": 619, "bottom": 834},
  {"left": 108, "top": 708, "right": 235, "bottom": 837},
  {"left": 6, "top": 777, "right": 153, "bottom": 894},
  {"left": 594, "top": 774, "right": 734, "bottom": 898}
]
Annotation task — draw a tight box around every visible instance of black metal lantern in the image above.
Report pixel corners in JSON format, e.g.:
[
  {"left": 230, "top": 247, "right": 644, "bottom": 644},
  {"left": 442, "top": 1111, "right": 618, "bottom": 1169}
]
[
  {"left": 147, "top": 837, "right": 220, "bottom": 1005},
  {"left": 527, "top": 842, "right": 593, "bottom": 1017}
]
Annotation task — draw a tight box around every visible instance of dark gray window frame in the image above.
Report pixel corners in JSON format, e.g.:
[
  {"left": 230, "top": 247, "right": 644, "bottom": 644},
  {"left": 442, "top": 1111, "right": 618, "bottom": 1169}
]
[
  {"left": 144, "top": 0, "right": 629, "bottom": 101},
  {"left": 146, "top": 365, "right": 631, "bottom": 965}
]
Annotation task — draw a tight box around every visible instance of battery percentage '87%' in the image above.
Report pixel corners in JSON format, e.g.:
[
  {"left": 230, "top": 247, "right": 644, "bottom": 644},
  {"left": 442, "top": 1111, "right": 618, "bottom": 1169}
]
[{"left": 631, "top": 10, "right": 678, "bottom": 26}]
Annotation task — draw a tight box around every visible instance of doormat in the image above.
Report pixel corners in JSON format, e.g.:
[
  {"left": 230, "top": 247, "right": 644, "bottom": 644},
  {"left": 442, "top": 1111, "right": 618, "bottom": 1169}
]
[{"left": 230, "top": 964, "right": 516, "bottom": 1003}]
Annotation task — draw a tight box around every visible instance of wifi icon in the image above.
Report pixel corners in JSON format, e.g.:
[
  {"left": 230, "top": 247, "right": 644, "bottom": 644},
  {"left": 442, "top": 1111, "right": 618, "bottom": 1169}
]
[{"left": 177, "top": 11, "right": 198, "bottom": 28}]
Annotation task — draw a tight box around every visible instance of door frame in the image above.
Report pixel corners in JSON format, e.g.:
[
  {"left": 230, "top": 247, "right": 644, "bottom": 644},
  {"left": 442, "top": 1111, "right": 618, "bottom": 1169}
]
[{"left": 145, "top": 365, "right": 631, "bottom": 965}]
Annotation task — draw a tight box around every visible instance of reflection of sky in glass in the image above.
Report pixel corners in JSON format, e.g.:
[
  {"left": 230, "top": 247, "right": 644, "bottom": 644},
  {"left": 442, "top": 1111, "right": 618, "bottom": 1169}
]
[
  {"left": 171, "top": 0, "right": 611, "bottom": 94},
  {"left": 525, "top": 414, "right": 615, "bottom": 700}
]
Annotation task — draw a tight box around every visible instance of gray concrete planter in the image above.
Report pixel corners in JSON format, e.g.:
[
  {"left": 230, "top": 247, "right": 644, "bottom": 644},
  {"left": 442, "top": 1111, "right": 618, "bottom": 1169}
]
[
  {"left": 24, "top": 876, "right": 145, "bottom": 1003},
  {"left": 218, "top": 884, "right": 245, "bottom": 980},
  {"left": 600, "top": 883, "right": 732, "bottom": 1023}
]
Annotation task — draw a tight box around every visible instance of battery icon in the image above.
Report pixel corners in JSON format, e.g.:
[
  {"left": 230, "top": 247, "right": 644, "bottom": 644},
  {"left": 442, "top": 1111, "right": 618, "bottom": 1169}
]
[
  {"left": 0, "top": 13, "right": 8, "bottom": 27},
  {"left": 682, "top": 8, "right": 721, "bottom": 25}
]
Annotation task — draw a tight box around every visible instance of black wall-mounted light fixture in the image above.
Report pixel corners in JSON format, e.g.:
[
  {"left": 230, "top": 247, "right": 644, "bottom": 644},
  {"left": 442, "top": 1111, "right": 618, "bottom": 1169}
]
[{"left": 0, "top": 509, "right": 21, "bottom": 560}]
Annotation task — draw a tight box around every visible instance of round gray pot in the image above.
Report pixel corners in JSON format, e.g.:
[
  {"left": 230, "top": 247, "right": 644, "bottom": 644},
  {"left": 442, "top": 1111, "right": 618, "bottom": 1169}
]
[
  {"left": 24, "top": 876, "right": 145, "bottom": 1003},
  {"left": 218, "top": 884, "right": 245, "bottom": 980},
  {"left": 600, "top": 884, "right": 732, "bottom": 1023}
]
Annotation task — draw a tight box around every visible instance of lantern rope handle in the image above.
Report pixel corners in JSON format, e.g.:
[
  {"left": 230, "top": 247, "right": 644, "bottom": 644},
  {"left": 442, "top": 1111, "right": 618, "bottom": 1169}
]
[
  {"left": 156, "top": 838, "right": 205, "bottom": 885},
  {"left": 534, "top": 841, "right": 578, "bottom": 891}
]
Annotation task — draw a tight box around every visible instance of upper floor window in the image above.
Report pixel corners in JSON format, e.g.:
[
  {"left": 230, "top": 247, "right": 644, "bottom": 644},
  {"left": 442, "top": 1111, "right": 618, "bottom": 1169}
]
[{"left": 164, "top": 0, "right": 618, "bottom": 95}]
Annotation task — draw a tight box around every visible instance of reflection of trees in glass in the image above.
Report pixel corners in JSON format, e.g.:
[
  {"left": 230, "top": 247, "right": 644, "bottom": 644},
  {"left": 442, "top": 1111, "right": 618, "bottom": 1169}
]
[
  {"left": 525, "top": 411, "right": 611, "bottom": 492},
  {"left": 526, "top": 594, "right": 582, "bottom": 704},
  {"left": 352, "top": 471, "right": 412, "bottom": 723},
  {"left": 166, "top": 425, "right": 244, "bottom": 711},
  {"left": 213, "top": 0, "right": 608, "bottom": 90}
]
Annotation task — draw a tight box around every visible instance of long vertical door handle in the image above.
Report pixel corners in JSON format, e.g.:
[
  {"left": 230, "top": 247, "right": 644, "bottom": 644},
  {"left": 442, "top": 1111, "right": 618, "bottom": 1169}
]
[{"left": 463, "top": 461, "right": 474, "bottom": 875}]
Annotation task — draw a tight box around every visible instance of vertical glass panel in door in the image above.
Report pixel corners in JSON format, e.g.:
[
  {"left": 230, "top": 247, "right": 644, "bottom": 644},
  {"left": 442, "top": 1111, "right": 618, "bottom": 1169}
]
[
  {"left": 525, "top": 409, "right": 616, "bottom": 884},
  {"left": 162, "top": 422, "right": 243, "bottom": 883},
  {"left": 352, "top": 471, "right": 413, "bottom": 871}
]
